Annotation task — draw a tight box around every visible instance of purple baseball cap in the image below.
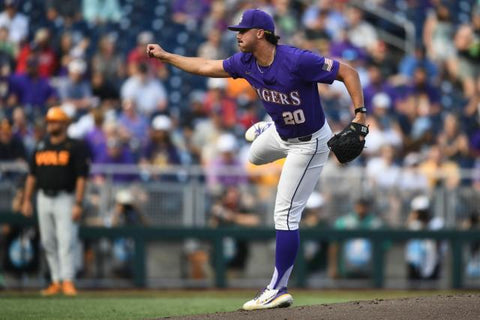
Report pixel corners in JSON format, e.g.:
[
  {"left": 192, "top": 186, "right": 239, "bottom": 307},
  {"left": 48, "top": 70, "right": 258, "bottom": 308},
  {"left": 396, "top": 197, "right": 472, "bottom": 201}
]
[{"left": 228, "top": 9, "right": 275, "bottom": 33}]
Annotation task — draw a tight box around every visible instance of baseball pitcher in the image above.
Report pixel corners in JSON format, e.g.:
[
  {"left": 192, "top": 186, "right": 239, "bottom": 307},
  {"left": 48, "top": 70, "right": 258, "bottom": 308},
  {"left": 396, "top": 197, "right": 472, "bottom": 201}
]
[
  {"left": 21, "top": 107, "right": 90, "bottom": 296},
  {"left": 147, "top": 9, "right": 368, "bottom": 310}
]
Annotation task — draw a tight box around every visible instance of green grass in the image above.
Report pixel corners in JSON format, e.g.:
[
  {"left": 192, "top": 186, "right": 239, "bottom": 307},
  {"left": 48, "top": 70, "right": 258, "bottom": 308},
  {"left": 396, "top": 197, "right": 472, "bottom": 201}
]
[{"left": 0, "top": 289, "right": 476, "bottom": 320}]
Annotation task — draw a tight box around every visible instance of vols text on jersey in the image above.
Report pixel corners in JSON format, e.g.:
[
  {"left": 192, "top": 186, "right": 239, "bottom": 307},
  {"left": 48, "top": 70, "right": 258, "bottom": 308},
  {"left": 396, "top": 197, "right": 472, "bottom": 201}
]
[{"left": 35, "top": 150, "right": 70, "bottom": 166}]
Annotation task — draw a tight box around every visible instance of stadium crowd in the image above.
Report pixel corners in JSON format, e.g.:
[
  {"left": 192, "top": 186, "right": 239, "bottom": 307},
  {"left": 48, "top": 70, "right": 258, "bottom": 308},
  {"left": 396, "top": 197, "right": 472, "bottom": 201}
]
[
  {"left": 0, "top": 0, "right": 479, "bottom": 287},
  {"left": 0, "top": 0, "right": 478, "bottom": 218}
]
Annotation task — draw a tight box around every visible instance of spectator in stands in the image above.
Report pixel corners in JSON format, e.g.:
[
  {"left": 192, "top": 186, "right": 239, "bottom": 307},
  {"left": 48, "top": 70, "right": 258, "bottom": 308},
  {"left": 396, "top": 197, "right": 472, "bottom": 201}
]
[
  {"left": 82, "top": 0, "right": 122, "bottom": 25},
  {"left": 11, "top": 106, "right": 35, "bottom": 155},
  {"left": 423, "top": 2, "right": 456, "bottom": 75},
  {"left": 121, "top": 63, "right": 167, "bottom": 116},
  {"left": 367, "top": 41, "right": 397, "bottom": 81},
  {"left": 363, "top": 115, "right": 402, "bottom": 157},
  {"left": 0, "top": 117, "right": 25, "bottom": 161},
  {"left": 396, "top": 67, "right": 440, "bottom": 152},
  {"left": 55, "top": 31, "right": 86, "bottom": 75},
  {"left": 210, "top": 185, "right": 259, "bottom": 273},
  {"left": 419, "top": 145, "right": 460, "bottom": 190},
  {"left": 398, "top": 152, "right": 429, "bottom": 193},
  {"left": 207, "top": 133, "right": 246, "bottom": 193},
  {"left": 0, "top": 26, "right": 17, "bottom": 60},
  {"left": 345, "top": 5, "right": 378, "bottom": 53},
  {"left": 91, "top": 33, "right": 125, "bottom": 87},
  {"left": 198, "top": 29, "right": 226, "bottom": 60},
  {"left": 200, "top": 0, "right": 228, "bottom": 37},
  {"left": 437, "top": 113, "right": 471, "bottom": 168},
  {"left": 127, "top": 31, "right": 168, "bottom": 79},
  {"left": 303, "top": 8, "right": 331, "bottom": 54},
  {"left": 141, "top": 115, "right": 181, "bottom": 168},
  {"left": 0, "top": 0, "right": 29, "bottom": 46},
  {"left": 84, "top": 108, "right": 106, "bottom": 163},
  {"left": 180, "top": 90, "right": 207, "bottom": 131},
  {"left": 117, "top": 99, "right": 149, "bottom": 156},
  {"left": 363, "top": 63, "right": 397, "bottom": 113},
  {"left": 328, "top": 198, "right": 382, "bottom": 279},
  {"left": 45, "top": 0, "right": 81, "bottom": 23},
  {"left": 405, "top": 195, "right": 444, "bottom": 282},
  {"left": 366, "top": 144, "right": 401, "bottom": 190},
  {"left": 9, "top": 56, "right": 58, "bottom": 116},
  {"left": 172, "top": 0, "right": 211, "bottom": 27},
  {"left": 329, "top": 27, "right": 365, "bottom": 62},
  {"left": 398, "top": 45, "right": 438, "bottom": 84},
  {"left": 93, "top": 137, "right": 136, "bottom": 183},
  {"left": 16, "top": 28, "right": 57, "bottom": 77},
  {"left": 90, "top": 71, "right": 119, "bottom": 108},
  {"left": 203, "top": 78, "right": 237, "bottom": 130},
  {"left": 454, "top": 23, "right": 480, "bottom": 97},
  {"left": 56, "top": 59, "right": 93, "bottom": 112},
  {"left": 272, "top": 0, "right": 297, "bottom": 42},
  {"left": 302, "top": 0, "right": 347, "bottom": 41}
]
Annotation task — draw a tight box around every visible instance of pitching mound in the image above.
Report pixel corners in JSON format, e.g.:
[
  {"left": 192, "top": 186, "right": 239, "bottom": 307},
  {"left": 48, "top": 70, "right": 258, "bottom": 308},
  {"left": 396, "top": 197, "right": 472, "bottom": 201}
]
[{"left": 161, "top": 294, "right": 480, "bottom": 320}]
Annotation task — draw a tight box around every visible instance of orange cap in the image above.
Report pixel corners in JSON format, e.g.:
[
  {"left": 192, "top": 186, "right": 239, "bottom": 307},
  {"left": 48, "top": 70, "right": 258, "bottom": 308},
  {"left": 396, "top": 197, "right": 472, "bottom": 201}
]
[{"left": 45, "top": 107, "right": 70, "bottom": 122}]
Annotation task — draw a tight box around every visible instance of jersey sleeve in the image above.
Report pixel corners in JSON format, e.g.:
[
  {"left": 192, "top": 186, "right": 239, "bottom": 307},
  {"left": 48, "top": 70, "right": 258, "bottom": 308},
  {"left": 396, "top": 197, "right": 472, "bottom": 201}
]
[
  {"left": 73, "top": 140, "right": 90, "bottom": 177},
  {"left": 296, "top": 50, "right": 339, "bottom": 84},
  {"left": 222, "top": 52, "right": 244, "bottom": 79}
]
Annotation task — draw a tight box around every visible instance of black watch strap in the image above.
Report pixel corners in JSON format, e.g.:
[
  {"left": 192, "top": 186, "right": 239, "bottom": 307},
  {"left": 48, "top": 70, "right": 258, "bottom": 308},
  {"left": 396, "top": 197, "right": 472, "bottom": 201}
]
[{"left": 354, "top": 107, "right": 367, "bottom": 114}]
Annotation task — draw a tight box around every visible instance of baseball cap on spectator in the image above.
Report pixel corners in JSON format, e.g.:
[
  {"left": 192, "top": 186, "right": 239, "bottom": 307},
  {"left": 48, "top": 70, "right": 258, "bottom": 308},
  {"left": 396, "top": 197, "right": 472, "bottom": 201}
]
[
  {"left": 116, "top": 189, "right": 134, "bottom": 205},
  {"left": 404, "top": 152, "right": 421, "bottom": 167},
  {"left": 68, "top": 59, "right": 86, "bottom": 74},
  {"left": 34, "top": 28, "right": 49, "bottom": 44},
  {"left": 372, "top": 92, "right": 391, "bottom": 109},
  {"left": 306, "top": 192, "right": 325, "bottom": 209},
  {"left": 208, "top": 78, "right": 227, "bottom": 90},
  {"left": 228, "top": 9, "right": 275, "bottom": 33},
  {"left": 152, "top": 115, "right": 172, "bottom": 131},
  {"left": 5, "top": 0, "right": 20, "bottom": 8},
  {"left": 217, "top": 133, "right": 237, "bottom": 153},
  {"left": 189, "top": 90, "right": 205, "bottom": 104},
  {"left": 411, "top": 195, "right": 430, "bottom": 211},
  {"left": 137, "top": 31, "right": 154, "bottom": 45}
]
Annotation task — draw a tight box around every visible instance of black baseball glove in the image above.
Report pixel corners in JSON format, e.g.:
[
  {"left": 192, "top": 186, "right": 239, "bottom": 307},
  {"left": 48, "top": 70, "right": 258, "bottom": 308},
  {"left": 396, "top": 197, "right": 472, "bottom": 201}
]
[{"left": 327, "top": 122, "right": 369, "bottom": 164}]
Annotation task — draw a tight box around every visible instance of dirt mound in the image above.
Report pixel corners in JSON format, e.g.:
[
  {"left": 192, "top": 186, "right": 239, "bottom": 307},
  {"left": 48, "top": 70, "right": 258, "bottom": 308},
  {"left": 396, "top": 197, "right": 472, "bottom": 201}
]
[{"left": 160, "top": 294, "right": 480, "bottom": 320}]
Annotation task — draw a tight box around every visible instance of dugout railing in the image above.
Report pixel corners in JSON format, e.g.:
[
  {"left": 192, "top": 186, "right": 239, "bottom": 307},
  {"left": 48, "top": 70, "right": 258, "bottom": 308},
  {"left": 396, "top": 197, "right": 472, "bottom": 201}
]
[{"left": 1, "top": 212, "right": 480, "bottom": 289}]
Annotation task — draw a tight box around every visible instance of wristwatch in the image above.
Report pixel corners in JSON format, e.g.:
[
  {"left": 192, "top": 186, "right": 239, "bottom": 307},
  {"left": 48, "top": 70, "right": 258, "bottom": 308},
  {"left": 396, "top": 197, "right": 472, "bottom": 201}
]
[{"left": 354, "top": 106, "right": 367, "bottom": 114}]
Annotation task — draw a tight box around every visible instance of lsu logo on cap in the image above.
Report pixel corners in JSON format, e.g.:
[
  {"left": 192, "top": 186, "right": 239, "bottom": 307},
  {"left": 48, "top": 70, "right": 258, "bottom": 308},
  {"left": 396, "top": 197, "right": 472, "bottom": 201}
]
[{"left": 322, "top": 58, "right": 333, "bottom": 72}]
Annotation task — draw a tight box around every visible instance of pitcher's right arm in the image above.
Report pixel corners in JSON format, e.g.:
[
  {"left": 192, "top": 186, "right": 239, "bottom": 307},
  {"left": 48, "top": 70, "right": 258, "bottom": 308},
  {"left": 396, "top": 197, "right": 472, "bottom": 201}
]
[{"left": 147, "top": 44, "right": 229, "bottom": 78}]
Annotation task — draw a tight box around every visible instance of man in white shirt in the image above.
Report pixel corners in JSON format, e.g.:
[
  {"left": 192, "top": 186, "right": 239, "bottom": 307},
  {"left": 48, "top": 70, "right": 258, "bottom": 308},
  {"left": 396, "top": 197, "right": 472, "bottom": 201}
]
[{"left": 0, "top": 0, "right": 29, "bottom": 45}]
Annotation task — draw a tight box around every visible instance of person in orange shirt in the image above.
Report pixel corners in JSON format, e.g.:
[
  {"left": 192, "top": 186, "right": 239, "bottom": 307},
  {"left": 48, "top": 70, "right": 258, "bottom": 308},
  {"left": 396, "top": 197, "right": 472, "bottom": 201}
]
[
  {"left": 419, "top": 145, "right": 460, "bottom": 190},
  {"left": 21, "top": 107, "right": 90, "bottom": 296}
]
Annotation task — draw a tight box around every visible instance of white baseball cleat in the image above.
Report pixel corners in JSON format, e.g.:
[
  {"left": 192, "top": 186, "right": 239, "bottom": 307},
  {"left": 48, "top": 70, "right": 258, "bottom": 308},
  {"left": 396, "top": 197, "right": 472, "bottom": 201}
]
[
  {"left": 242, "top": 287, "right": 293, "bottom": 311},
  {"left": 244, "top": 121, "right": 273, "bottom": 142}
]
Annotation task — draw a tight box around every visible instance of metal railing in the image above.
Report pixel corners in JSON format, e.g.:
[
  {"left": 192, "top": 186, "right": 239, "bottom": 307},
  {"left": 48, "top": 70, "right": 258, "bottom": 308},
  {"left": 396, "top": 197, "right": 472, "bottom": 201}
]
[
  {"left": 352, "top": 0, "right": 416, "bottom": 55},
  {"left": 1, "top": 213, "right": 479, "bottom": 289},
  {"left": 0, "top": 162, "right": 478, "bottom": 228}
]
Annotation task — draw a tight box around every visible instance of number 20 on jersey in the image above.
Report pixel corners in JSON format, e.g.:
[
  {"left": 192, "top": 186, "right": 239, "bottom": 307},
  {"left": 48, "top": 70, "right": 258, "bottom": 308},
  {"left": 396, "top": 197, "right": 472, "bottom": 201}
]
[{"left": 282, "top": 109, "right": 305, "bottom": 125}]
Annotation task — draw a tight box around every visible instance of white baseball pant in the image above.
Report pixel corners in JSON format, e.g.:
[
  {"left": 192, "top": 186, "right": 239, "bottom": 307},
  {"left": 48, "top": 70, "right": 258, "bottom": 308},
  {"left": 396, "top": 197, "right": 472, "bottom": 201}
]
[
  {"left": 37, "top": 190, "right": 78, "bottom": 282},
  {"left": 248, "top": 122, "right": 332, "bottom": 230}
]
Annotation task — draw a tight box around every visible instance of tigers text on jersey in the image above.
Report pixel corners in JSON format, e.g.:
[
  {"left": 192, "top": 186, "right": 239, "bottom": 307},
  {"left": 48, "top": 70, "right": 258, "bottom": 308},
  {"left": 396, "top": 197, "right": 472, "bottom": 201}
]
[
  {"left": 223, "top": 45, "right": 339, "bottom": 139},
  {"left": 29, "top": 137, "right": 90, "bottom": 193}
]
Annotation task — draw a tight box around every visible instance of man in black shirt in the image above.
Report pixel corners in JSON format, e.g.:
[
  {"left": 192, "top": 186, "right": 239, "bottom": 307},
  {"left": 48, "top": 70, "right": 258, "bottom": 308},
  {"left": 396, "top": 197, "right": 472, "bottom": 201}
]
[{"left": 21, "top": 106, "right": 90, "bottom": 296}]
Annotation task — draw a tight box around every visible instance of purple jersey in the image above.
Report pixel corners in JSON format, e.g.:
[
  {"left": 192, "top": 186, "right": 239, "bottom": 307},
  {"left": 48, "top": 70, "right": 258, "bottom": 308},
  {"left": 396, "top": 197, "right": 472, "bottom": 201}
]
[{"left": 223, "top": 45, "right": 339, "bottom": 139}]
